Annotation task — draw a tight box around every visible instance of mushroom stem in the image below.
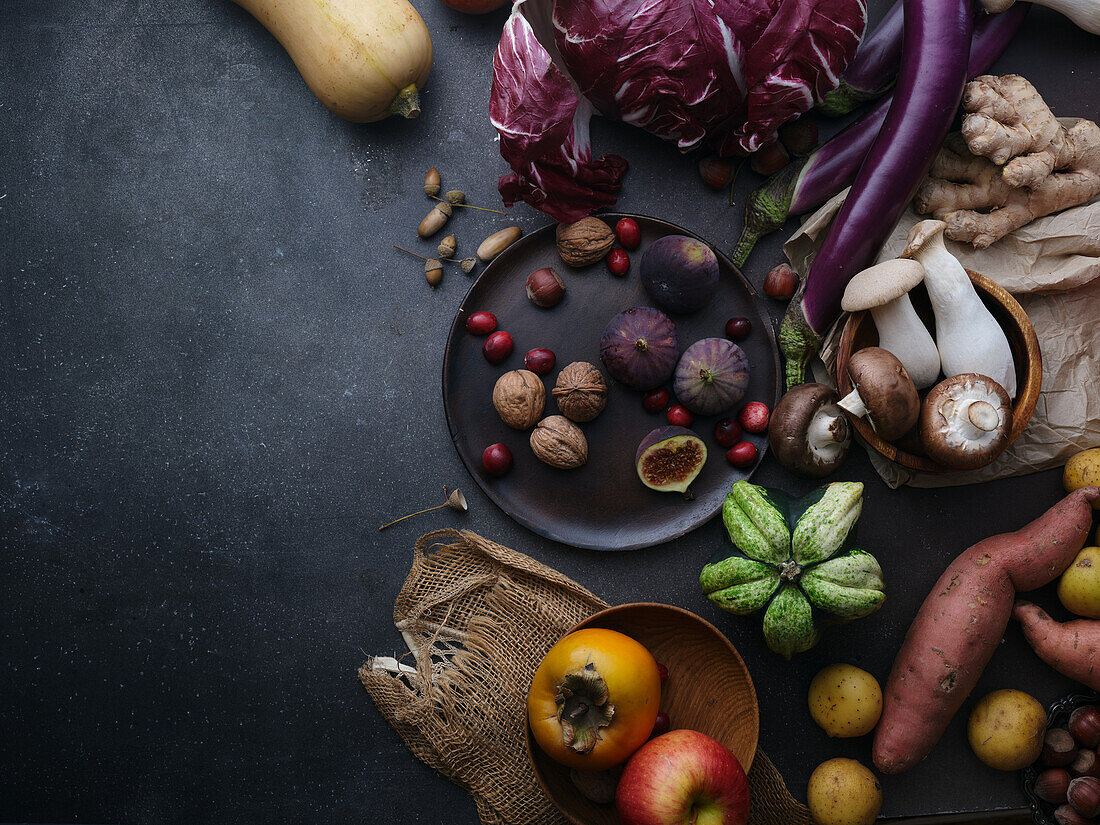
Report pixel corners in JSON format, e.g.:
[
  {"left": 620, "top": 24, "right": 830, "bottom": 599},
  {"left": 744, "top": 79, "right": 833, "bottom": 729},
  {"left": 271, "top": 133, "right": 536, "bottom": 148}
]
[
  {"left": 943, "top": 398, "right": 999, "bottom": 441},
  {"left": 869, "top": 297, "right": 941, "bottom": 389},
  {"left": 807, "top": 405, "right": 851, "bottom": 451},
  {"left": 837, "top": 388, "right": 868, "bottom": 419}
]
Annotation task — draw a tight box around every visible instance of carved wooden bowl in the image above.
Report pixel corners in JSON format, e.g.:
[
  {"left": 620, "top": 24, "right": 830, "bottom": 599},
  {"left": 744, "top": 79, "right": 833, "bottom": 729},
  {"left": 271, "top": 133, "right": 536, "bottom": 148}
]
[
  {"left": 525, "top": 603, "right": 759, "bottom": 825},
  {"left": 835, "top": 270, "right": 1042, "bottom": 474}
]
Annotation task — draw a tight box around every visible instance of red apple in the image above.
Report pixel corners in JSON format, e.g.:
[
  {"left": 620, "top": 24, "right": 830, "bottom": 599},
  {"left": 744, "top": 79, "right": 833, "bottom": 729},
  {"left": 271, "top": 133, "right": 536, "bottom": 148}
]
[{"left": 616, "top": 729, "right": 750, "bottom": 825}]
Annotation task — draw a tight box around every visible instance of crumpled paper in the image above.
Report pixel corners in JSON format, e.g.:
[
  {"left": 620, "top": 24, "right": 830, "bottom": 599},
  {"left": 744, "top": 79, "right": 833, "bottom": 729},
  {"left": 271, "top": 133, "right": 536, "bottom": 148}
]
[{"left": 784, "top": 191, "right": 1100, "bottom": 488}]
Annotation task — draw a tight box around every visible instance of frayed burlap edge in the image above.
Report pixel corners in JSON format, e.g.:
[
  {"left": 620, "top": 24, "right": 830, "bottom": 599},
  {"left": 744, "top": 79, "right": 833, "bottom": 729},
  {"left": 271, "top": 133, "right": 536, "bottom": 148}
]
[{"left": 358, "top": 528, "right": 809, "bottom": 825}]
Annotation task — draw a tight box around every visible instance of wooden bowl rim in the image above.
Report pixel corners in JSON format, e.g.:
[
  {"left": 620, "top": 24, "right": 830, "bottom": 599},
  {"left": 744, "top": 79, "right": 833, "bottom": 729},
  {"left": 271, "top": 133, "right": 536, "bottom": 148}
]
[
  {"left": 836, "top": 269, "right": 1042, "bottom": 474},
  {"left": 525, "top": 602, "right": 760, "bottom": 825}
]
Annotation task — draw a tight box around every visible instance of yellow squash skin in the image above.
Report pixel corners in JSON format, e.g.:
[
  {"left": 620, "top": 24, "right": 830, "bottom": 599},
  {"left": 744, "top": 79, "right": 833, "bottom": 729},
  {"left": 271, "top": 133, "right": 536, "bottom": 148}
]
[{"left": 235, "top": 0, "right": 433, "bottom": 122}]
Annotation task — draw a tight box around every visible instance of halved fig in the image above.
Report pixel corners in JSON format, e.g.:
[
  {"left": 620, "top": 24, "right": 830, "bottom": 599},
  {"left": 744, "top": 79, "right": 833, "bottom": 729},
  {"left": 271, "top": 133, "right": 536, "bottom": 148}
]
[{"left": 636, "top": 426, "right": 708, "bottom": 493}]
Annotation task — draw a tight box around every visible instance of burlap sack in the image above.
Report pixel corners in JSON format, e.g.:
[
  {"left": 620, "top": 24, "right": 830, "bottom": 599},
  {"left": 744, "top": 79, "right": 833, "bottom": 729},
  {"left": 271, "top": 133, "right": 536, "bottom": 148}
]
[{"left": 359, "top": 529, "right": 810, "bottom": 825}]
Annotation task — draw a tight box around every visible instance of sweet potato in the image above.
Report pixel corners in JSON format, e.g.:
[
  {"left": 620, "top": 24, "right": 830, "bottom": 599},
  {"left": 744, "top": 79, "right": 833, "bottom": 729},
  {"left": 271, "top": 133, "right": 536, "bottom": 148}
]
[
  {"left": 873, "top": 487, "right": 1098, "bottom": 774},
  {"left": 1014, "top": 602, "right": 1100, "bottom": 690}
]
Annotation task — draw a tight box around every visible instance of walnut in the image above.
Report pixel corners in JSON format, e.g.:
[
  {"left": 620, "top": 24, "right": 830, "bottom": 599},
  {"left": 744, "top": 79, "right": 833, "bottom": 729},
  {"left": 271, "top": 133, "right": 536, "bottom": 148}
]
[
  {"left": 556, "top": 218, "right": 615, "bottom": 267},
  {"left": 493, "top": 370, "right": 545, "bottom": 430},
  {"left": 530, "top": 415, "right": 588, "bottom": 469},
  {"left": 553, "top": 362, "right": 607, "bottom": 422}
]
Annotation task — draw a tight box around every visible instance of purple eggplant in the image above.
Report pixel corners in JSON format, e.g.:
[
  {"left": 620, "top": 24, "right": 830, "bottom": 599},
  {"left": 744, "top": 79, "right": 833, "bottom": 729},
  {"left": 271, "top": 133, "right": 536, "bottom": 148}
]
[
  {"left": 818, "top": 0, "right": 905, "bottom": 117},
  {"left": 778, "top": 0, "right": 974, "bottom": 389},
  {"left": 730, "top": 4, "right": 1027, "bottom": 270}
]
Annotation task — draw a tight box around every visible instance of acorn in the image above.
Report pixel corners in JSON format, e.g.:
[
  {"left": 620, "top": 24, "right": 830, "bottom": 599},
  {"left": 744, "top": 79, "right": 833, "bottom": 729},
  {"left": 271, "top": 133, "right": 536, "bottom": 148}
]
[
  {"left": 438, "top": 234, "right": 457, "bottom": 259},
  {"left": 424, "top": 167, "right": 441, "bottom": 197},
  {"left": 425, "top": 259, "right": 443, "bottom": 288},
  {"left": 418, "top": 201, "right": 452, "bottom": 238}
]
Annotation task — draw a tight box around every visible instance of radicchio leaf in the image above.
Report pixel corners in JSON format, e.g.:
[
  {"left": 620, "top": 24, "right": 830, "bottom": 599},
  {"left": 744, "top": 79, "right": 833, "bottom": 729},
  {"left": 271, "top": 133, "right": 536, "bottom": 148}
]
[
  {"left": 490, "top": 5, "right": 628, "bottom": 223},
  {"left": 491, "top": 0, "right": 865, "bottom": 221}
]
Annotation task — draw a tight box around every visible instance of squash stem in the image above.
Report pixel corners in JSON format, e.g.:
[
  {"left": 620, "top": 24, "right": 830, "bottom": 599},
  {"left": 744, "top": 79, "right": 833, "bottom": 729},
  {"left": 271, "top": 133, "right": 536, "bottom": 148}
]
[{"left": 389, "top": 84, "right": 422, "bottom": 120}]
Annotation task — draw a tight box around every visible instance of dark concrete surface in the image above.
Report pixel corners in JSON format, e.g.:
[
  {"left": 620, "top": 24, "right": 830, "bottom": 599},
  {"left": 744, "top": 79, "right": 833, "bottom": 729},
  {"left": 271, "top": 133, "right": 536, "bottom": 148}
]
[{"left": 2, "top": 1, "right": 1097, "bottom": 823}]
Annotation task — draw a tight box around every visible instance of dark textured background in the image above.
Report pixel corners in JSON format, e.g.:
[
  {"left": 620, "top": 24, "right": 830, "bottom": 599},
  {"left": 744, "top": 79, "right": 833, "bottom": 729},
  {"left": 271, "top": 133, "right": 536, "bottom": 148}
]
[{"left": 2, "top": 1, "right": 1097, "bottom": 822}]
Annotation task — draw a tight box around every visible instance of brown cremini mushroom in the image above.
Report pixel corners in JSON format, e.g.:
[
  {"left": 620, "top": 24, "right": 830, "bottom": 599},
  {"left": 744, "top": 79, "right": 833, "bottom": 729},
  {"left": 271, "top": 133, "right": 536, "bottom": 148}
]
[
  {"left": 838, "top": 347, "right": 920, "bottom": 441},
  {"left": 768, "top": 383, "right": 852, "bottom": 477},
  {"left": 919, "top": 373, "right": 1011, "bottom": 470}
]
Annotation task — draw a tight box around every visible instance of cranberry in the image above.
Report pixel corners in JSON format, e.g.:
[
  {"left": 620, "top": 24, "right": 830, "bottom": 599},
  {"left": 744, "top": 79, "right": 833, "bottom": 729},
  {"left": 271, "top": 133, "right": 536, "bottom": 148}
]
[
  {"left": 482, "top": 330, "right": 514, "bottom": 365},
  {"left": 643, "top": 388, "right": 670, "bottom": 413},
  {"left": 656, "top": 663, "right": 669, "bottom": 683},
  {"left": 714, "top": 418, "right": 744, "bottom": 448},
  {"left": 482, "top": 443, "right": 514, "bottom": 477},
  {"left": 524, "top": 347, "right": 556, "bottom": 375},
  {"left": 667, "top": 404, "right": 694, "bottom": 428},
  {"left": 606, "top": 248, "right": 630, "bottom": 276},
  {"left": 726, "top": 441, "right": 758, "bottom": 468},
  {"left": 465, "top": 311, "right": 497, "bottom": 336},
  {"left": 614, "top": 218, "right": 641, "bottom": 250},
  {"left": 763, "top": 263, "right": 798, "bottom": 300},
  {"left": 738, "top": 401, "right": 771, "bottom": 433},
  {"left": 650, "top": 711, "right": 671, "bottom": 739},
  {"left": 725, "top": 317, "right": 751, "bottom": 341}
]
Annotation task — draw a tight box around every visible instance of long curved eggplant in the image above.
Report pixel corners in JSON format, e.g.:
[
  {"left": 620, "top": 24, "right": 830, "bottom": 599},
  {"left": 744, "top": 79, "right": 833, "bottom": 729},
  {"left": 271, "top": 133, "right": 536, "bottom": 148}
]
[
  {"left": 730, "top": 4, "right": 1027, "bottom": 270},
  {"left": 778, "top": 0, "right": 974, "bottom": 389},
  {"left": 817, "top": 0, "right": 905, "bottom": 117}
]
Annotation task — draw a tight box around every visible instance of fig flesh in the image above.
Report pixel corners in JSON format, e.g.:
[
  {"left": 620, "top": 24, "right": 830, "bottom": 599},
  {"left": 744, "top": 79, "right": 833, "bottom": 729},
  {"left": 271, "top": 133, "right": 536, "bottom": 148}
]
[
  {"left": 600, "top": 307, "right": 679, "bottom": 391},
  {"left": 640, "top": 235, "right": 719, "bottom": 314},
  {"left": 636, "top": 426, "right": 708, "bottom": 493},
  {"left": 674, "top": 338, "right": 750, "bottom": 416}
]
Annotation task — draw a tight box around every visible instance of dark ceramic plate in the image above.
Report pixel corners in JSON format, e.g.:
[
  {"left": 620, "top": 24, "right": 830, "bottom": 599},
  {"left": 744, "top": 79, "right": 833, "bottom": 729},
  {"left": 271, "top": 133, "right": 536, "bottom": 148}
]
[
  {"left": 1022, "top": 690, "right": 1100, "bottom": 824},
  {"left": 442, "top": 214, "right": 781, "bottom": 551}
]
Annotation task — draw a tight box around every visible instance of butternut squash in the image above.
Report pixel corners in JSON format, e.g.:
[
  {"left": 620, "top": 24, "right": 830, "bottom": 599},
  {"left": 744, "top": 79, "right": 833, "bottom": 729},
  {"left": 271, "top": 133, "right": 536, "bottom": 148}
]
[{"left": 235, "top": 0, "right": 433, "bottom": 122}]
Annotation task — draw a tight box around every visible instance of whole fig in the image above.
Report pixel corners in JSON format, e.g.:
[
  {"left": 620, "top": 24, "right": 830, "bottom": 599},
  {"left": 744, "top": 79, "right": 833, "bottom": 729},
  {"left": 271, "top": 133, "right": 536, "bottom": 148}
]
[
  {"left": 600, "top": 307, "right": 678, "bottom": 391},
  {"left": 674, "top": 338, "right": 750, "bottom": 416}
]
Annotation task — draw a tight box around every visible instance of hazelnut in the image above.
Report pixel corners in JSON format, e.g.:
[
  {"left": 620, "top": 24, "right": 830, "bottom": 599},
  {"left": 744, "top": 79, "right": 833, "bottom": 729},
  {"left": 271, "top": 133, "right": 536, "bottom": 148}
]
[
  {"left": 530, "top": 415, "right": 587, "bottom": 469},
  {"left": 556, "top": 218, "right": 615, "bottom": 267},
  {"left": 1071, "top": 707, "right": 1100, "bottom": 749},
  {"left": 553, "top": 362, "right": 607, "bottom": 422},
  {"left": 525, "top": 267, "right": 566, "bottom": 308},
  {"left": 1036, "top": 769, "right": 1073, "bottom": 804},
  {"left": 492, "top": 370, "right": 545, "bottom": 430},
  {"left": 1055, "top": 804, "right": 1096, "bottom": 825},
  {"left": 1046, "top": 729, "right": 1081, "bottom": 767},
  {"left": 1070, "top": 749, "right": 1100, "bottom": 779},
  {"left": 698, "top": 156, "right": 734, "bottom": 190},
  {"left": 1069, "top": 777, "right": 1100, "bottom": 818}
]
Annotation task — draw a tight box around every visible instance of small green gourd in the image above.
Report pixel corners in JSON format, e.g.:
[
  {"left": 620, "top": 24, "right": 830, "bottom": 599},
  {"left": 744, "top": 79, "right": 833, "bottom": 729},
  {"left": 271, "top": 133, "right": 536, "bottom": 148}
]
[{"left": 701, "top": 480, "right": 885, "bottom": 658}]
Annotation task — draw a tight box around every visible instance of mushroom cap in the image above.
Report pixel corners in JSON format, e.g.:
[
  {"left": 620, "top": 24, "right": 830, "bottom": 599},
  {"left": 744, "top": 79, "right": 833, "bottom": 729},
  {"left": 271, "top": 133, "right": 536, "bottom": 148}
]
[
  {"left": 919, "top": 373, "right": 1011, "bottom": 470},
  {"left": 768, "top": 383, "right": 851, "bottom": 478},
  {"left": 845, "top": 347, "right": 920, "bottom": 441},
  {"left": 841, "top": 259, "right": 926, "bottom": 312},
  {"left": 901, "top": 219, "right": 948, "bottom": 260}
]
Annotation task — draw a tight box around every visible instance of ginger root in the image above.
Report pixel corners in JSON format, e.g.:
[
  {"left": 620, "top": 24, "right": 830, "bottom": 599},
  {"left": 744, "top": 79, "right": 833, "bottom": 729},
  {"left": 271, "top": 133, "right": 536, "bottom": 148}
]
[{"left": 915, "top": 74, "right": 1100, "bottom": 249}]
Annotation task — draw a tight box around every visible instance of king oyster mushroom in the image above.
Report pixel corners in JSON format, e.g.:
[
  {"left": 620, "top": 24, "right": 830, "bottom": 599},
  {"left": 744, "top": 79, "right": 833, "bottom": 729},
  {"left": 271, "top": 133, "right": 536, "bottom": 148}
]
[
  {"left": 920, "top": 373, "right": 1012, "bottom": 470},
  {"left": 768, "top": 383, "right": 852, "bottom": 477},
  {"left": 838, "top": 347, "right": 920, "bottom": 441},
  {"left": 901, "top": 220, "right": 1016, "bottom": 397},
  {"left": 841, "top": 259, "right": 941, "bottom": 389}
]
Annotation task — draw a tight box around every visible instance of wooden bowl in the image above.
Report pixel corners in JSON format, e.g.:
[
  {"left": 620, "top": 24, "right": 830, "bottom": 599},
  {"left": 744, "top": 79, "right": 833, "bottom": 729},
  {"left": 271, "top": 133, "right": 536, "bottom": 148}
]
[
  {"left": 526, "top": 603, "right": 759, "bottom": 825},
  {"left": 835, "top": 269, "right": 1042, "bottom": 474}
]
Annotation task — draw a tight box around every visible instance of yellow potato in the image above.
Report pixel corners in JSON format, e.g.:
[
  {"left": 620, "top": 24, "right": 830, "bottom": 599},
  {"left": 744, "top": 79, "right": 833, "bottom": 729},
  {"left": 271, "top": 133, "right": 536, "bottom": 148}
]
[
  {"left": 1058, "top": 546, "right": 1100, "bottom": 618},
  {"left": 1064, "top": 447, "right": 1100, "bottom": 509},
  {"left": 806, "top": 758, "right": 882, "bottom": 825},
  {"left": 967, "top": 689, "right": 1046, "bottom": 770},
  {"left": 808, "top": 664, "right": 883, "bottom": 738}
]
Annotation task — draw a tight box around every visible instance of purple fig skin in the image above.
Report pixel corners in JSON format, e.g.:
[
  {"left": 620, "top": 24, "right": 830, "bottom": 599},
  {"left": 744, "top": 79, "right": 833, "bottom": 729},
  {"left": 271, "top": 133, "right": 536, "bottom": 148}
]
[
  {"left": 635, "top": 426, "right": 708, "bottom": 493},
  {"left": 673, "top": 338, "right": 750, "bottom": 416},
  {"left": 600, "top": 307, "right": 679, "bottom": 391},
  {"left": 640, "top": 235, "right": 719, "bottom": 314}
]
